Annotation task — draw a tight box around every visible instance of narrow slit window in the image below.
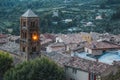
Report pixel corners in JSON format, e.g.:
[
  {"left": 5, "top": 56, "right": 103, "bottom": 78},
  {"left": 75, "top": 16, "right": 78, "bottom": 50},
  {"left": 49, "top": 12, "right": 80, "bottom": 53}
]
[
  {"left": 23, "top": 21, "right": 26, "bottom": 26},
  {"left": 32, "top": 47, "right": 36, "bottom": 52}
]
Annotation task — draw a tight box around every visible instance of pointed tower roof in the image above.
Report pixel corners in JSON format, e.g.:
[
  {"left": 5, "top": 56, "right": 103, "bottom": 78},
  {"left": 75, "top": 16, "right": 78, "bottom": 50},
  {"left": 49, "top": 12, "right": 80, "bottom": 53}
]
[{"left": 22, "top": 9, "right": 38, "bottom": 17}]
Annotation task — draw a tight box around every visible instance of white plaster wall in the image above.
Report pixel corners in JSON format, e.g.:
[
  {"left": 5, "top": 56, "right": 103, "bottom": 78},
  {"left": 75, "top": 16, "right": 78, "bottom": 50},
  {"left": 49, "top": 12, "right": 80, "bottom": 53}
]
[
  {"left": 65, "top": 67, "right": 89, "bottom": 80},
  {"left": 46, "top": 46, "right": 52, "bottom": 52},
  {"left": 88, "top": 49, "right": 92, "bottom": 54},
  {"left": 56, "top": 37, "right": 63, "bottom": 43},
  {"left": 84, "top": 47, "right": 88, "bottom": 53},
  {"left": 84, "top": 47, "right": 92, "bottom": 54}
]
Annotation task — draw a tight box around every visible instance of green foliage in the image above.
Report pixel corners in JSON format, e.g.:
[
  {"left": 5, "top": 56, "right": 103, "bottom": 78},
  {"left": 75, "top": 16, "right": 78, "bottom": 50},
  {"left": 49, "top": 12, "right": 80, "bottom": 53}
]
[
  {"left": 107, "top": 0, "right": 120, "bottom": 4},
  {"left": 1, "top": 0, "right": 120, "bottom": 35},
  {"left": 111, "top": 8, "right": 120, "bottom": 20},
  {"left": 0, "top": 0, "right": 94, "bottom": 35},
  {"left": 102, "top": 68, "right": 120, "bottom": 80},
  {"left": 4, "top": 57, "right": 65, "bottom": 80},
  {"left": 0, "top": 51, "right": 13, "bottom": 76}
]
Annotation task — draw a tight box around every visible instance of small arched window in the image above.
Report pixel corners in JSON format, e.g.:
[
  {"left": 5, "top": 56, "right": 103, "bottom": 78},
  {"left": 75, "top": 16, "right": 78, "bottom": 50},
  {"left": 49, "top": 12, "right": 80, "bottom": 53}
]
[
  {"left": 32, "top": 31, "right": 39, "bottom": 41},
  {"left": 31, "top": 21, "right": 35, "bottom": 27},
  {"left": 23, "top": 47, "right": 26, "bottom": 52},
  {"left": 23, "top": 21, "right": 26, "bottom": 26}
]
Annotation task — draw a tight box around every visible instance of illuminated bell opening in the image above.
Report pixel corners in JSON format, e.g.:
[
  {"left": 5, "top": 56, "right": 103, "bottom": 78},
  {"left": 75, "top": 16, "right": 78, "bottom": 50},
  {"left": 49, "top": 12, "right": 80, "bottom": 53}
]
[
  {"left": 32, "top": 32, "right": 38, "bottom": 41},
  {"left": 33, "top": 35, "right": 37, "bottom": 40}
]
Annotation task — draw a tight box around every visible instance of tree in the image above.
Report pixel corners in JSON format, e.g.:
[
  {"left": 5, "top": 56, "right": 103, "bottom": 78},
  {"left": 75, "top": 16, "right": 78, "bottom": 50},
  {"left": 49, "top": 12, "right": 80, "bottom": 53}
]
[
  {"left": 4, "top": 57, "right": 65, "bottom": 80},
  {"left": 102, "top": 67, "right": 120, "bottom": 80},
  {"left": 0, "top": 51, "right": 13, "bottom": 76},
  {"left": 111, "top": 8, "right": 120, "bottom": 20}
]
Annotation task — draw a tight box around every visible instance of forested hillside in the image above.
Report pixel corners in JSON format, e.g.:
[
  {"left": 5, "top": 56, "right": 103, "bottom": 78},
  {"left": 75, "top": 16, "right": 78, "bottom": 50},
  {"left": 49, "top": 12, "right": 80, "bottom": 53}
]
[
  {"left": 0, "top": 0, "right": 94, "bottom": 35},
  {"left": 0, "top": 0, "right": 120, "bottom": 35}
]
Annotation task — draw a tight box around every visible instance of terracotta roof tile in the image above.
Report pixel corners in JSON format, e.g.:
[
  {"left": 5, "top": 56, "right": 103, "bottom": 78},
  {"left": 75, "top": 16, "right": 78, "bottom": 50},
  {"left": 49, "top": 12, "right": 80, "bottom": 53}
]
[
  {"left": 64, "top": 57, "right": 111, "bottom": 74},
  {"left": 86, "top": 41, "right": 120, "bottom": 50}
]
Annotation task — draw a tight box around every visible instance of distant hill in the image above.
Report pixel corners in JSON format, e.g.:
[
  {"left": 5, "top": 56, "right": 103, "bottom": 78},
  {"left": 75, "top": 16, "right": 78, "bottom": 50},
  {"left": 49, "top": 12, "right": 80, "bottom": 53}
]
[
  {"left": 93, "top": 0, "right": 120, "bottom": 5},
  {"left": 0, "top": 0, "right": 95, "bottom": 35},
  {"left": 0, "top": 0, "right": 120, "bottom": 35}
]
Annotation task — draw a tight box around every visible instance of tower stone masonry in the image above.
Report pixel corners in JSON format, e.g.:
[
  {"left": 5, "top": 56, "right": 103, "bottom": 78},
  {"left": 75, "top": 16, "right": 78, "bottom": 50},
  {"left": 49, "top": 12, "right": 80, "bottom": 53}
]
[{"left": 20, "top": 9, "right": 40, "bottom": 61}]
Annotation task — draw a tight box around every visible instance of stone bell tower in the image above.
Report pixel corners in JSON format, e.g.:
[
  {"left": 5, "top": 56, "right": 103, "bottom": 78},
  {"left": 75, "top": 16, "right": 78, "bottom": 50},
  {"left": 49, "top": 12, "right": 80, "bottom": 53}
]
[{"left": 20, "top": 9, "right": 40, "bottom": 60}]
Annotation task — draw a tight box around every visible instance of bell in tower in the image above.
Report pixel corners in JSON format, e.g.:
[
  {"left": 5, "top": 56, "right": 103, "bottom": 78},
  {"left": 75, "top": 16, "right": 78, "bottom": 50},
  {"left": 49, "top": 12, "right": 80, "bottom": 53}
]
[{"left": 20, "top": 9, "right": 40, "bottom": 61}]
